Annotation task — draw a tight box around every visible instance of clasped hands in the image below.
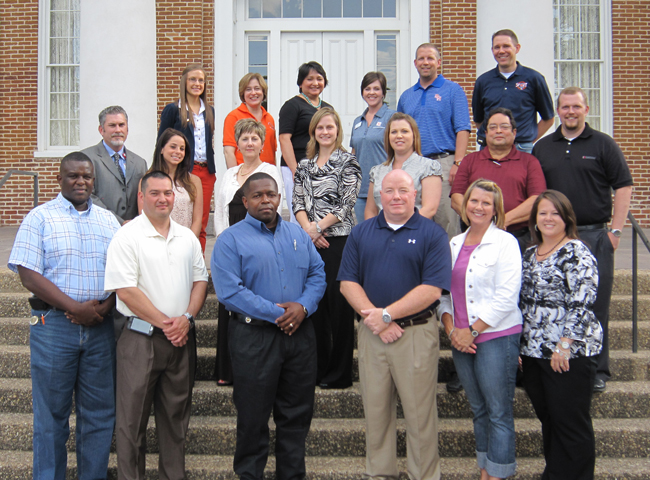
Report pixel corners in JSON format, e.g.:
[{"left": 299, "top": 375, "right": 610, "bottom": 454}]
[
  {"left": 361, "top": 307, "right": 404, "bottom": 344},
  {"left": 65, "top": 299, "right": 112, "bottom": 327},
  {"left": 275, "top": 302, "right": 306, "bottom": 336},
  {"left": 305, "top": 221, "right": 330, "bottom": 249}
]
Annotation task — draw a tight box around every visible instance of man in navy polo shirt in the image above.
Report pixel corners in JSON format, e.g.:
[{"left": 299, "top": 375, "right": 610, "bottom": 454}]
[
  {"left": 397, "top": 43, "right": 471, "bottom": 238},
  {"left": 339, "top": 169, "right": 451, "bottom": 480},
  {"left": 472, "top": 29, "right": 554, "bottom": 153}
]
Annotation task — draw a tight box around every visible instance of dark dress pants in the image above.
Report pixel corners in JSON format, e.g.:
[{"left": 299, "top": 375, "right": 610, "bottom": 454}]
[
  {"left": 579, "top": 228, "right": 614, "bottom": 381},
  {"left": 229, "top": 316, "right": 317, "bottom": 480},
  {"left": 312, "top": 235, "right": 355, "bottom": 388},
  {"left": 522, "top": 355, "right": 597, "bottom": 480},
  {"left": 214, "top": 303, "right": 233, "bottom": 383}
]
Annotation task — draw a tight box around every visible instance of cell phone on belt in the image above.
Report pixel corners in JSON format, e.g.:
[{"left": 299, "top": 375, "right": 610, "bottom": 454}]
[{"left": 128, "top": 317, "right": 154, "bottom": 336}]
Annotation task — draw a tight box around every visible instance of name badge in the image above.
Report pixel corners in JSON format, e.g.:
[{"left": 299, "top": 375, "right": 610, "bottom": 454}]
[{"left": 354, "top": 122, "right": 362, "bottom": 129}]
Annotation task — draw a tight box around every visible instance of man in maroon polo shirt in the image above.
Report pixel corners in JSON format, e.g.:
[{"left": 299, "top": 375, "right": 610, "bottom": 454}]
[{"left": 451, "top": 107, "right": 546, "bottom": 252}]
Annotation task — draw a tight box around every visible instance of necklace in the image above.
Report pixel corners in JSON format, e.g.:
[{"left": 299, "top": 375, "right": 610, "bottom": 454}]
[
  {"left": 537, "top": 235, "right": 567, "bottom": 257},
  {"left": 301, "top": 93, "right": 322, "bottom": 109},
  {"left": 238, "top": 162, "right": 260, "bottom": 177}
]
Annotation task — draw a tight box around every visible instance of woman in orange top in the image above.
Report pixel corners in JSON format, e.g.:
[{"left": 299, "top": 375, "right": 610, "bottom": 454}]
[{"left": 223, "top": 73, "right": 277, "bottom": 168}]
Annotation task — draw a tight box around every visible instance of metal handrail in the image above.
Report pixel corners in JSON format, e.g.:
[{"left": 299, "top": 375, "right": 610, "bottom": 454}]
[
  {"left": 0, "top": 170, "right": 39, "bottom": 208},
  {"left": 628, "top": 212, "right": 650, "bottom": 353}
]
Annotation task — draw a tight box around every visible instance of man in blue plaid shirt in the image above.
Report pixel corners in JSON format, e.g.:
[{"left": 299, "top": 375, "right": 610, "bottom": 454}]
[{"left": 8, "top": 151, "right": 121, "bottom": 480}]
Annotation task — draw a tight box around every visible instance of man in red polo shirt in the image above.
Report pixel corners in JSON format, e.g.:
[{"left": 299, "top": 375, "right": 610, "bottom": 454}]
[{"left": 451, "top": 107, "right": 546, "bottom": 252}]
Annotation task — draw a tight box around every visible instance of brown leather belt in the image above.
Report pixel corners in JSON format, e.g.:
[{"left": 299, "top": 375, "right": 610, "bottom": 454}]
[
  {"left": 193, "top": 161, "right": 208, "bottom": 167},
  {"left": 393, "top": 309, "right": 434, "bottom": 329}
]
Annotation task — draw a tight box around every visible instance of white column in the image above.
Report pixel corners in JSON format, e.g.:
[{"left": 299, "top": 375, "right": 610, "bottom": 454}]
[{"left": 79, "top": 0, "right": 157, "bottom": 164}]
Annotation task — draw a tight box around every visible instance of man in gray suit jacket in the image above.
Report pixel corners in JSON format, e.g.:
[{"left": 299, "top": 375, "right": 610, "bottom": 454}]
[{"left": 82, "top": 106, "right": 147, "bottom": 225}]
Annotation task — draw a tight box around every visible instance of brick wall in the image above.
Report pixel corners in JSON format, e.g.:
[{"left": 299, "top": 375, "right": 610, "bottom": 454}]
[
  {"left": 0, "top": 1, "right": 60, "bottom": 225},
  {"left": 612, "top": 2, "right": 650, "bottom": 224}
]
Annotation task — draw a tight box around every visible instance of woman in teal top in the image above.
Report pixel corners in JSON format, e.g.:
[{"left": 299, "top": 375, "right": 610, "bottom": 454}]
[{"left": 350, "top": 72, "right": 395, "bottom": 223}]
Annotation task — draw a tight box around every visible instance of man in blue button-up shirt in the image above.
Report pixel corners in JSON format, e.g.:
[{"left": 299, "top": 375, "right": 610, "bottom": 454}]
[{"left": 212, "top": 172, "right": 326, "bottom": 480}]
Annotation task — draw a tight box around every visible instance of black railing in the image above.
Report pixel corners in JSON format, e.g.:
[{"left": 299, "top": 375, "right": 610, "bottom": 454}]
[
  {"left": 628, "top": 212, "right": 650, "bottom": 353},
  {"left": 0, "top": 170, "right": 39, "bottom": 208}
]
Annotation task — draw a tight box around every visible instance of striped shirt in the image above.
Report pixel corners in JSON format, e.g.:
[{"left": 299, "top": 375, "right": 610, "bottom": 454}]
[{"left": 8, "top": 193, "right": 121, "bottom": 302}]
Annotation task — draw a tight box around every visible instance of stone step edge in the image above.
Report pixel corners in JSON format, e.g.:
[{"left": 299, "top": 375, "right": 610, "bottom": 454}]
[{"left": 1, "top": 451, "right": 648, "bottom": 480}]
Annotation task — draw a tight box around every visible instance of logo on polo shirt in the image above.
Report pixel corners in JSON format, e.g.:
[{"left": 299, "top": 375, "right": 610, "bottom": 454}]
[
  {"left": 516, "top": 82, "right": 528, "bottom": 91},
  {"left": 434, "top": 94, "right": 442, "bottom": 101},
  {"left": 408, "top": 239, "right": 416, "bottom": 244}
]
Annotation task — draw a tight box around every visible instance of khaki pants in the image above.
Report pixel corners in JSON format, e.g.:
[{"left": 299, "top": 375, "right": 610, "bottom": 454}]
[
  {"left": 432, "top": 153, "right": 459, "bottom": 238},
  {"left": 358, "top": 317, "right": 441, "bottom": 480}
]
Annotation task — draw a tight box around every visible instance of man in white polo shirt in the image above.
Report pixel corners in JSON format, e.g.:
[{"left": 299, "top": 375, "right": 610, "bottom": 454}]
[{"left": 104, "top": 170, "right": 208, "bottom": 479}]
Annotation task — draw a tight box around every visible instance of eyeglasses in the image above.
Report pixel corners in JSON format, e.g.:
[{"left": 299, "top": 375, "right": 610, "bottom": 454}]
[
  {"left": 487, "top": 123, "right": 513, "bottom": 132},
  {"left": 188, "top": 77, "right": 205, "bottom": 84}
]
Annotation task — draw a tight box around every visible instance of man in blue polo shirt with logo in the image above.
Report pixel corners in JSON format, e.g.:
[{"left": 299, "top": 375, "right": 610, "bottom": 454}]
[
  {"left": 397, "top": 43, "right": 471, "bottom": 238},
  {"left": 339, "top": 169, "right": 451, "bottom": 480},
  {"left": 472, "top": 29, "right": 554, "bottom": 153}
]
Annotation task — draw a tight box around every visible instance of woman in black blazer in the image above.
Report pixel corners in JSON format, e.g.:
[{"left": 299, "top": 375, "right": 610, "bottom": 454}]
[{"left": 158, "top": 64, "right": 215, "bottom": 251}]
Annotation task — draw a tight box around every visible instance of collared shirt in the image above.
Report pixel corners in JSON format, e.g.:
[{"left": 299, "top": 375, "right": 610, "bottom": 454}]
[
  {"left": 104, "top": 213, "right": 208, "bottom": 318},
  {"left": 102, "top": 141, "right": 127, "bottom": 177},
  {"left": 349, "top": 104, "right": 396, "bottom": 197},
  {"left": 532, "top": 123, "right": 633, "bottom": 225},
  {"left": 397, "top": 74, "right": 471, "bottom": 156},
  {"left": 473, "top": 62, "right": 554, "bottom": 143},
  {"left": 451, "top": 146, "right": 547, "bottom": 231},
  {"left": 337, "top": 209, "right": 451, "bottom": 308},
  {"left": 293, "top": 149, "right": 361, "bottom": 237},
  {"left": 8, "top": 193, "right": 120, "bottom": 302},
  {"left": 212, "top": 213, "right": 326, "bottom": 323},
  {"left": 180, "top": 98, "right": 207, "bottom": 162},
  {"left": 223, "top": 103, "right": 278, "bottom": 166}
]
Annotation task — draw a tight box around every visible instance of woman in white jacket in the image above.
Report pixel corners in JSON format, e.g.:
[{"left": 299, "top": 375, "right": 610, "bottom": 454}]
[
  {"left": 438, "top": 179, "right": 522, "bottom": 480},
  {"left": 212, "top": 118, "right": 282, "bottom": 385}
]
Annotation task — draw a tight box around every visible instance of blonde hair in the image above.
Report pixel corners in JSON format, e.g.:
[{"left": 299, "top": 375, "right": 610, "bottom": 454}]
[
  {"left": 460, "top": 179, "right": 506, "bottom": 230},
  {"left": 178, "top": 64, "right": 214, "bottom": 131},
  {"left": 305, "top": 108, "right": 346, "bottom": 159}
]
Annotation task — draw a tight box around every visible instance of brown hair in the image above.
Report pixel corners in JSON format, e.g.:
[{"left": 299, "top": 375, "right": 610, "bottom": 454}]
[
  {"left": 306, "top": 108, "right": 346, "bottom": 159},
  {"left": 149, "top": 128, "right": 197, "bottom": 202},
  {"left": 360, "top": 71, "right": 388, "bottom": 97},
  {"left": 460, "top": 179, "right": 506, "bottom": 230},
  {"left": 178, "top": 64, "right": 214, "bottom": 132},
  {"left": 383, "top": 112, "right": 422, "bottom": 165},
  {"left": 529, "top": 190, "right": 580, "bottom": 245},
  {"left": 238, "top": 72, "right": 268, "bottom": 103},
  {"left": 235, "top": 118, "right": 266, "bottom": 145},
  {"left": 557, "top": 86, "right": 589, "bottom": 108},
  {"left": 492, "top": 29, "right": 519, "bottom": 45}
]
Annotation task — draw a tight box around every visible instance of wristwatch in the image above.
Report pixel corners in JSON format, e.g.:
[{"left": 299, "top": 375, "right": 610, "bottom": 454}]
[
  {"left": 183, "top": 312, "right": 195, "bottom": 330},
  {"left": 469, "top": 324, "right": 479, "bottom": 338},
  {"left": 609, "top": 228, "right": 622, "bottom": 238},
  {"left": 315, "top": 223, "right": 322, "bottom": 233},
  {"left": 560, "top": 340, "right": 570, "bottom": 350},
  {"left": 382, "top": 308, "right": 392, "bottom": 324}
]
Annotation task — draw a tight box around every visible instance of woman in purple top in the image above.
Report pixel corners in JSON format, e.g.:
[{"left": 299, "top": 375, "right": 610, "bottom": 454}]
[{"left": 438, "top": 179, "right": 523, "bottom": 480}]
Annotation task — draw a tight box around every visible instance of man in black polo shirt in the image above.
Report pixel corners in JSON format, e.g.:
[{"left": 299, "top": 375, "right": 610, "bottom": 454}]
[
  {"left": 472, "top": 29, "right": 554, "bottom": 153},
  {"left": 339, "top": 169, "right": 451, "bottom": 480},
  {"left": 532, "top": 86, "right": 633, "bottom": 392}
]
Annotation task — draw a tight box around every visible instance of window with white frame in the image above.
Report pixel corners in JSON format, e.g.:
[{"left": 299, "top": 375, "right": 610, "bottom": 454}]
[
  {"left": 376, "top": 34, "right": 397, "bottom": 108},
  {"left": 248, "top": 35, "right": 269, "bottom": 109},
  {"left": 46, "top": 0, "right": 80, "bottom": 148},
  {"left": 249, "top": 0, "right": 397, "bottom": 18},
  {"left": 553, "top": 0, "right": 606, "bottom": 131}
]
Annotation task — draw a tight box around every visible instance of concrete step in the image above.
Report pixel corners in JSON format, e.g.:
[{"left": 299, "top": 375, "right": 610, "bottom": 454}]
[
  {"left": 2, "top": 316, "right": 649, "bottom": 353},
  {"left": 1, "top": 413, "right": 649, "bottom": 458},
  {"left": 2, "top": 345, "right": 650, "bottom": 383},
  {"left": 2, "top": 377, "right": 649, "bottom": 421},
  {"left": 3, "top": 267, "right": 650, "bottom": 296},
  {"left": 2, "top": 451, "right": 649, "bottom": 480},
  {"left": 2, "top": 291, "right": 650, "bottom": 325}
]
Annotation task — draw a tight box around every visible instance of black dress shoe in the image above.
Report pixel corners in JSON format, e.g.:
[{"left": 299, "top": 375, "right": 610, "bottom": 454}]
[
  {"left": 593, "top": 378, "right": 606, "bottom": 392},
  {"left": 446, "top": 372, "right": 463, "bottom": 393}
]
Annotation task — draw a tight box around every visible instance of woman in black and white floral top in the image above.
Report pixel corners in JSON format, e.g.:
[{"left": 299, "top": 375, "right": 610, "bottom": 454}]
[
  {"left": 293, "top": 107, "right": 361, "bottom": 389},
  {"left": 519, "top": 189, "right": 602, "bottom": 480}
]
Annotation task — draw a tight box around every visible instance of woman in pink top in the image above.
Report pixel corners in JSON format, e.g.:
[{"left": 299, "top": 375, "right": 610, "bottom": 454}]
[{"left": 438, "top": 179, "right": 523, "bottom": 480}]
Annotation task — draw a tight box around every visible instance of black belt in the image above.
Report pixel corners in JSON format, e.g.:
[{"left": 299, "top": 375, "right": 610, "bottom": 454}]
[
  {"left": 577, "top": 223, "right": 607, "bottom": 231},
  {"left": 193, "top": 161, "right": 208, "bottom": 167},
  {"left": 235, "top": 312, "right": 274, "bottom": 327},
  {"left": 28, "top": 296, "right": 104, "bottom": 312},
  {"left": 393, "top": 308, "right": 434, "bottom": 329},
  {"left": 426, "top": 151, "right": 454, "bottom": 160}
]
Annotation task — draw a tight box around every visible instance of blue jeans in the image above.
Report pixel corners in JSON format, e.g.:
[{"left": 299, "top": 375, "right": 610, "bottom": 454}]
[
  {"left": 452, "top": 333, "right": 520, "bottom": 478},
  {"left": 515, "top": 142, "right": 534, "bottom": 154},
  {"left": 353, "top": 197, "right": 367, "bottom": 225},
  {"left": 30, "top": 309, "right": 116, "bottom": 480}
]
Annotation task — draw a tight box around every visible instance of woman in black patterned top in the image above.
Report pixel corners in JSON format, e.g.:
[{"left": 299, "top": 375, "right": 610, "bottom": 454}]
[
  {"left": 293, "top": 107, "right": 361, "bottom": 389},
  {"left": 519, "top": 190, "right": 602, "bottom": 480}
]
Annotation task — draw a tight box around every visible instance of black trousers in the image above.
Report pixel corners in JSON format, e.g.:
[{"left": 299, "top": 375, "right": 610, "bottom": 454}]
[
  {"left": 229, "top": 315, "right": 317, "bottom": 480},
  {"left": 579, "top": 228, "right": 614, "bottom": 380},
  {"left": 312, "top": 235, "right": 355, "bottom": 388},
  {"left": 214, "top": 303, "right": 233, "bottom": 383},
  {"left": 522, "top": 355, "right": 597, "bottom": 480}
]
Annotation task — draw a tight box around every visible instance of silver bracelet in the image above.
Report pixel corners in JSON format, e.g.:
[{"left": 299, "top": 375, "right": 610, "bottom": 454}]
[{"left": 447, "top": 327, "right": 456, "bottom": 339}]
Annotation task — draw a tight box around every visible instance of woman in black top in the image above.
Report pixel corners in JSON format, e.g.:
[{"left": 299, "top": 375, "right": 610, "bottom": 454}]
[
  {"left": 293, "top": 108, "right": 361, "bottom": 389},
  {"left": 158, "top": 64, "right": 215, "bottom": 251},
  {"left": 279, "top": 61, "right": 332, "bottom": 223}
]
